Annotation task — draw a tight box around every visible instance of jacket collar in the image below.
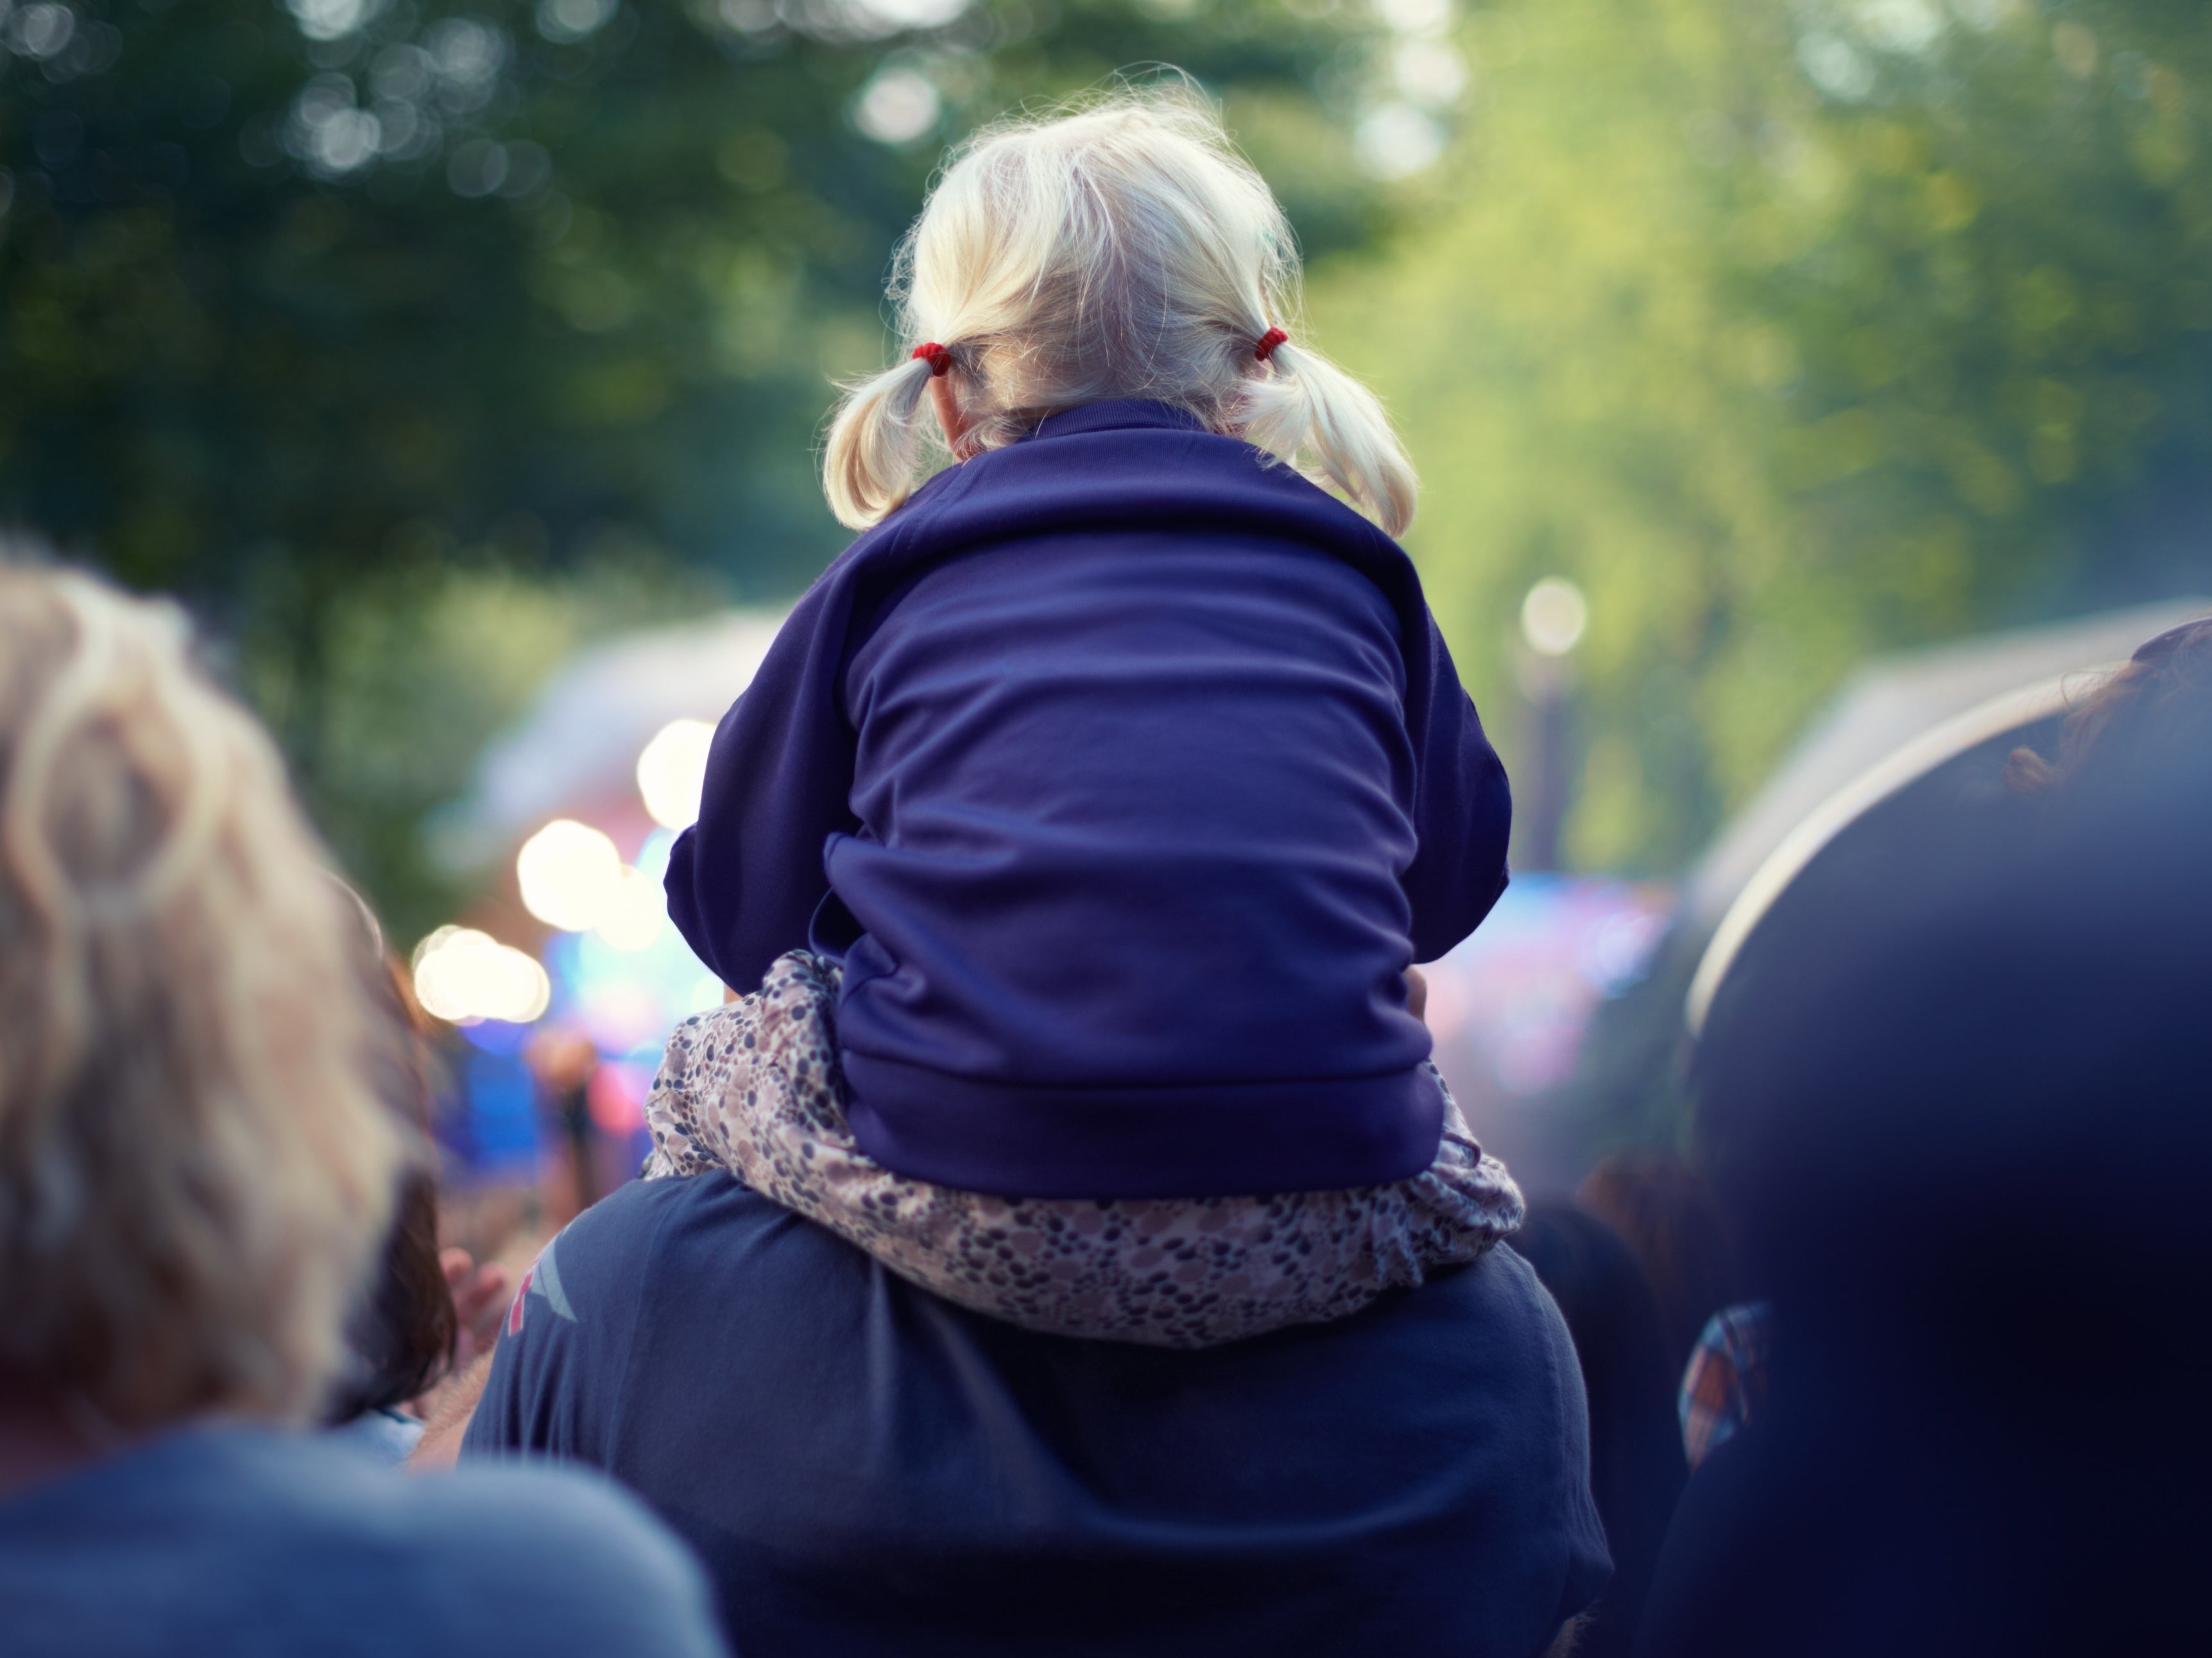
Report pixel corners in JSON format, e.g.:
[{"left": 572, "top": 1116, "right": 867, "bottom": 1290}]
[{"left": 1026, "top": 400, "right": 1210, "bottom": 442}]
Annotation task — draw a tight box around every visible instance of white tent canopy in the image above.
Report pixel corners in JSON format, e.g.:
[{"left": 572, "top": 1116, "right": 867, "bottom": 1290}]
[{"left": 439, "top": 607, "right": 787, "bottom": 867}]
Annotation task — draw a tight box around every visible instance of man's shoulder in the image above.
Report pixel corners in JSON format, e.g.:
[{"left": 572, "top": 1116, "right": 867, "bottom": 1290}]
[
  {"left": 525, "top": 1172, "right": 801, "bottom": 1298},
  {"left": 471, "top": 1175, "right": 843, "bottom": 1418},
  {"left": 467, "top": 1175, "right": 860, "bottom": 1478},
  {"left": 563, "top": 1170, "right": 841, "bottom": 1257}
]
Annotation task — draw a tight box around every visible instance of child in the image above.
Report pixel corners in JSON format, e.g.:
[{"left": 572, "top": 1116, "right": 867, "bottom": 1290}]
[{"left": 647, "top": 87, "right": 1523, "bottom": 1346}]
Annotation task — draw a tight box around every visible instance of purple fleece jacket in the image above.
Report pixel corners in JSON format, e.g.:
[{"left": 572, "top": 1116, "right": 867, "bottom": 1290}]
[{"left": 665, "top": 400, "right": 1511, "bottom": 1199}]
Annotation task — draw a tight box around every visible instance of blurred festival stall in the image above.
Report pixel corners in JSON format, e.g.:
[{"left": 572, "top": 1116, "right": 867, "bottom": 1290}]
[
  {"left": 414, "top": 609, "right": 784, "bottom": 1194},
  {"left": 1420, "top": 874, "right": 1675, "bottom": 1185}
]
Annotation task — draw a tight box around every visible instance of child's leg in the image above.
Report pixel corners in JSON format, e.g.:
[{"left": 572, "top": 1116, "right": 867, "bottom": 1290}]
[
  {"left": 642, "top": 950, "right": 1523, "bottom": 1348},
  {"left": 642, "top": 951, "right": 845, "bottom": 1181}
]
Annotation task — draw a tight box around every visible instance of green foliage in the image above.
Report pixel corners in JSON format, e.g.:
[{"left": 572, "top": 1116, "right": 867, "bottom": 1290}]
[{"left": 1316, "top": 0, "right": 2212, "bottom": 872}]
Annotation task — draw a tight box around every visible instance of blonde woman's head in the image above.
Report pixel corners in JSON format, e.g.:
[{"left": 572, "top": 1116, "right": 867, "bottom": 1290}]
[
  {"left": 824, "top": 83, "right": 1418, "bottom": 536},
  {"left": 0, "top": 559, "right": 400, "bottom": 1431}
]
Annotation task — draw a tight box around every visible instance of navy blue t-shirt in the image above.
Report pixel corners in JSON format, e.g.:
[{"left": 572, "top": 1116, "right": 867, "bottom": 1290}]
[
  {"left": 0, "top": 1421, "right": 726, "bottom": 1657},
  {"left": 464, "top": 1174, "right": 1610, "bottom": 1658}
]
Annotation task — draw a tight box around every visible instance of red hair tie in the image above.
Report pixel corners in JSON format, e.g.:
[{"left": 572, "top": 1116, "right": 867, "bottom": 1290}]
[
  {"left": 912, "top": 341, "right": 953, "bottom": 377},
  {"left": 1255, "top": 327, "right": 1289, "bottom": 362}
]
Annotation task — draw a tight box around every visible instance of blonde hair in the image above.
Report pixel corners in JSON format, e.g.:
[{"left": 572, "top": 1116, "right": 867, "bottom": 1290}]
[
  {"left": 0, "top": 560, "right": 401, "bottom": 1430},
  {"left": 823, "top": 83, "right": 1418, "bottom": 536}
]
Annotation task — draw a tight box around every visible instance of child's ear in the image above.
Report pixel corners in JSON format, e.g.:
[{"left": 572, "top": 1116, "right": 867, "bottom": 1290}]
[{"left": 930, "top": 376, "right": 975, "bottom": 456}]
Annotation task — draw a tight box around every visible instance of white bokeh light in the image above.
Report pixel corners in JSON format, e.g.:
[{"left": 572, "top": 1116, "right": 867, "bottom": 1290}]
[
  {"left": 1355, "top": 103, "right": 1446, "bottom": 180},
  {"left": 1520, "top": 577, "right": 1590, "bottom": 657},
  {"left": 286, "top": 0, "right": 386, "bottom": 42},
  {"left": 6, "top": 4, "right": 78, "bottom": 58},
  {"left": 593, "top": 864, "right": 667, "bottom": 952},
  {"left": 517, "top": 818, "right": 624, "bottom": 932},
  {"left": 313, "top": 108, "right": 382, "bottom": 173},
  {"left": 854, "top": 67, "right": 941, "bottom": 146},
  {"left": 536, "top": 0, "right": 617, "bottom": 42},
  {"left": 1853, "top": 0, "right": 1943, "bottom": 54},
  {"left": 411, "top": 926, "right": 553, "bottom": 1024},
  {"left": 1375, "top": 0, "right": 1452, "bottom": 37},
  {"left": 1393, "top": 37, "right": 1469, "bottom": 108},
  {"left": 1797, "top": 33, "right": 1876, "bottom": 100},
  {"left": 848, "top": 0, "right": 968, "bottom": 29},
  {"left": 636, "top": 717, "right": 716, "bottom": 830}
]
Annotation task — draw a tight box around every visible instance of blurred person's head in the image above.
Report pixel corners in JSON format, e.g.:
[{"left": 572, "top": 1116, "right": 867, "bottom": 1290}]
[
  {"left": 1514, "top": 1203, "right": 1686, "bottom": 1658},
  {"left": 822, "top": 82, "right": 1416, "bottom": 534},
  {"left": 0, "top": 562, "right": 401, "bottom": 1434},
  {"left": 2007, "top": 615, "right": 2212, "bottom": 795},
  {"left": 323, "top": 901, "right": 456, "bottom": 1424},
  {"left": 1652, "top": 659, "right": 2212, "bottom": 1656},
  {"left": 1575, "top": 1150, "right": 1739, "bottom": 1383}
]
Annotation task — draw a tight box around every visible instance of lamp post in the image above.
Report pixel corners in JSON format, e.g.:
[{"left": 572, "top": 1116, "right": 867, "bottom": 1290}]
[{"left": 1516, "top": 577, "right": 1588, "bottom": 873}]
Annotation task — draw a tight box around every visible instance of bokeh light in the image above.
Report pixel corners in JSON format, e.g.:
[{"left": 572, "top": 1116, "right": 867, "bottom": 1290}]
[
  {"left": 845, "top": 0, "right": 970, "bottom": 34},
  {"left": 6, "top": 3, "right": 78, "bottom": 59},
  {"left": 593, "top": 863, "right": 667, "bottom": 952},
  {"left": 411, "top": 925, "right": 553, "bottom": 1024},
  {"left": 853, "top": 66, "right": 941, "bottom": 146},
  {"left": 1392, "top": 37, "right": 1468, "bottom": 108},
  {"left": 284, "top": 0, "right": 382, "bottom": 43},
  {"left": 517, "top": 817, "right": 624, "bottom": 930},
  {"left": 1521, "top": 576, "right": 1590, "bottom": 657},
  {"left": 1355, "top": 102, "right": 1445, "bottom": 180},
  {"left": 635, "top": 717, "right": 716, "bottom": 830},
  {"left": 535, "top": 0, "right": 616, "bottom": 43},
  {"left": 1375, "top": 0, "right": 1453, "bottom": 33}
]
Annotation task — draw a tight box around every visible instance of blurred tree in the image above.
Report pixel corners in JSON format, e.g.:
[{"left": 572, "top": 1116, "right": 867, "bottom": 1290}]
[
  {"left": 1319, "top": 0, "right": 2212, "bottom": 873},
  {"left": 0, "top": 0, "right": 1394, "bottom": 933}
]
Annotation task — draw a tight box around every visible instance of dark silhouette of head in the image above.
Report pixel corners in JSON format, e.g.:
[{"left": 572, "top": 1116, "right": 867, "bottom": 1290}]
[
  {"left": 1643, "top": 636, "right": 2212, "bottom": 1657},
  {"left": 1514, "top": 1204, "right": 1686, "bottom": 1658},
  {"left": 1575, "top": 1152, "right": 1740, "bottom": 1387},
  {"left": 324, "top": 897, "right": 457, "bottom": 1424}
]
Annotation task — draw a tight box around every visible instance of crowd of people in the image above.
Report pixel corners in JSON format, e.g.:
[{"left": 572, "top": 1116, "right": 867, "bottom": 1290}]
[{"left": 3, "top": 87, "right": 2207, "bottom": 1658}]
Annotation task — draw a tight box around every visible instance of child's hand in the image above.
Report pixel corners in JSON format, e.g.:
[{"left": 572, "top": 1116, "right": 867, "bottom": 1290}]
[
  {"left": 1404, "top": 966, "right": 1428, "bottom": 1026},
  {"left": 440, "top": 1247, "right": 511, "bottom": 1370}
]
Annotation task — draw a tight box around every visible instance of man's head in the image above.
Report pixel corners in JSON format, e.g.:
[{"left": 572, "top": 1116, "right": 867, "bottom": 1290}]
[{"left": 0, "top": 560, "right": 401, "bottom": 1431}]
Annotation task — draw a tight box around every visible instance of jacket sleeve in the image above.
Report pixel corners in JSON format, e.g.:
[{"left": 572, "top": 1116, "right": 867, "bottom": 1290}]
[
  {"left": 663, "top": 574, "right": 861, "bottom": 992},
  {"left": 1401, "top": 610, "right": 1514, "bottom": 964}
]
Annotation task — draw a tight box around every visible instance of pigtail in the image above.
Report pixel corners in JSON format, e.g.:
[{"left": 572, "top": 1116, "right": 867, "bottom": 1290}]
[
  {"left": 1239, "top": 339, "right": 1418, "bottom": 538},
  {"left": 822, "top": 352, "right": 942, "bottom": 531}
]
